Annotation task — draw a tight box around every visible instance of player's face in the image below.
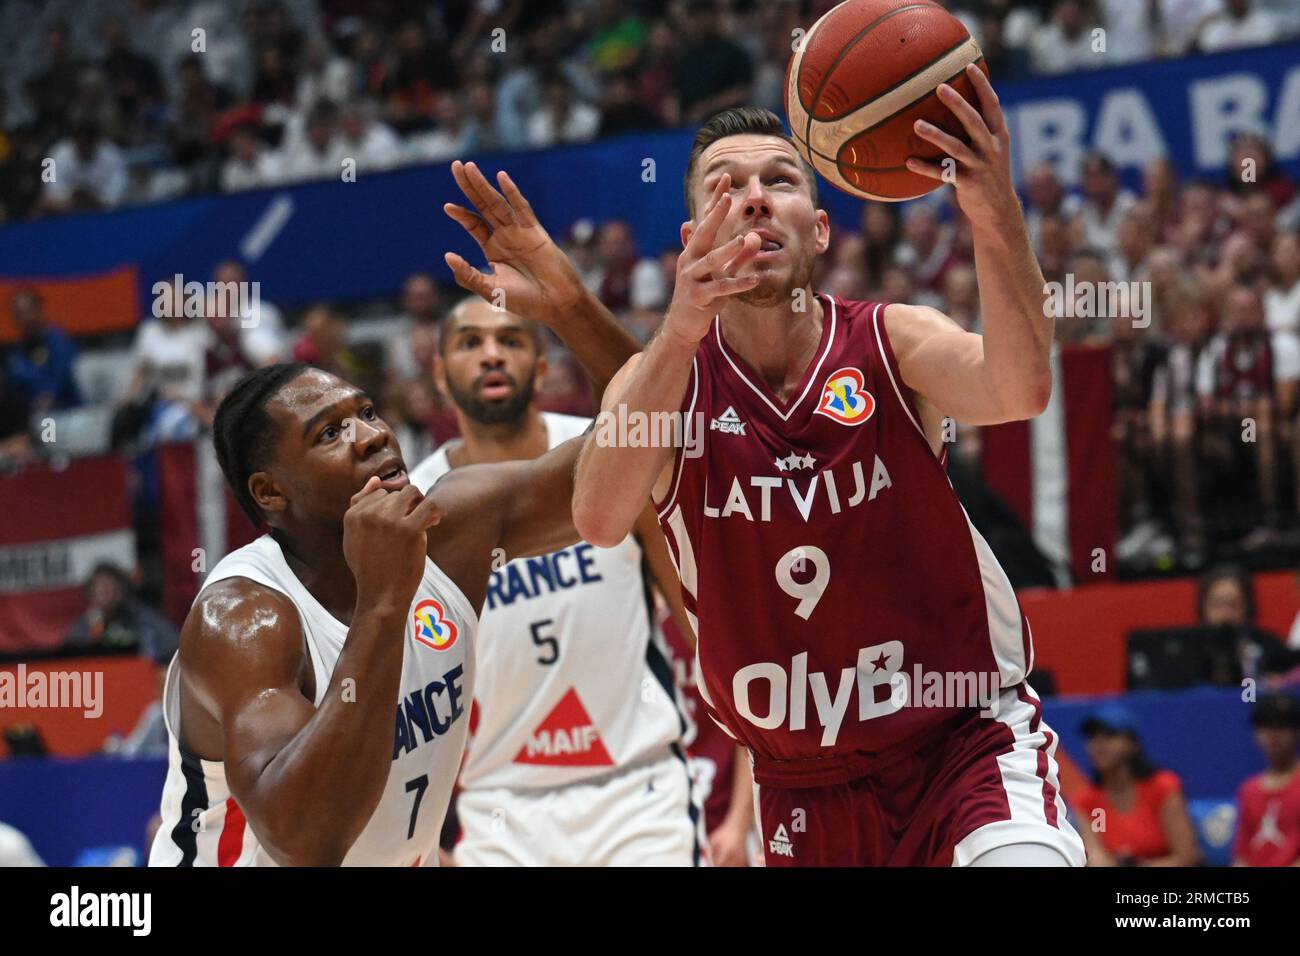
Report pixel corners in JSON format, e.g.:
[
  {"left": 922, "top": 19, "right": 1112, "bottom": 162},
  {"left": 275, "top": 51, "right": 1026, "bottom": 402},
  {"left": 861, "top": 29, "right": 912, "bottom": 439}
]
[
  {"left": 255, "top": 369, "right": 408, "bottom": 529},
  {"left": 690, "top": 135, "right": 830, "bottom": 307},
  {"left": 1254, "top": 726, "right": 1297, "bottom": 763},
  {"left": 438, "top": 305, "right": 542, "bottom": 426}
]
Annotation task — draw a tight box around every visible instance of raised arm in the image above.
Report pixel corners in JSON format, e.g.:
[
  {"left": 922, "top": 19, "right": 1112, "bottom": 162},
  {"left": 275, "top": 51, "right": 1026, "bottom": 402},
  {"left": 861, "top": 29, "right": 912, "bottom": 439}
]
[
  {"left": 442, "top": 160, "right": 639, "bottom": 396},
  {"left": 574, "top": 174, "right": 761, "bottom": 547},
  {"left": 179, "top": 479, "right": 440, "bottom": 866},
  {"left": 891, "top": 64, "right": 1054, "bottom": 426}
]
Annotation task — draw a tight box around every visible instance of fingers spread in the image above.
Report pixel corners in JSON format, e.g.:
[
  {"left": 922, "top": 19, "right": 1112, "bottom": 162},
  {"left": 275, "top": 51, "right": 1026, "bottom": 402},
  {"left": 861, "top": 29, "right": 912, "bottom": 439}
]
[
  {"left": 453, "top": 160, "right": 512, "bottom": 228},
  {"left": 936, "top": 82, "right": 991, "bottom": 148},
  {"left": 444, "top": 252, "right": 493, "bottom": 297},
  {"left": 966, "top": 63, "right": 1004, "bottom": 137},
  {"left": 913, "top": 120, "right": 977, "bottom": 167},
  {"left": 697, "top": 231, "right": 760, "bottom": 279},
  {"left": 444, "top": 203, "right": 491, "bottom": 248},
  {"left": 697, "top": 231, "right": 752, "bottom": 274},
  {"left": 721, "top": 232, "right": 762, "bottom": 276},
  {"left": 496, "top": 170, "right": 537, "bottom": 228},
  {"left": 700, "top": 274, "right": 761, "bottom": 299},
  {"left": 905, "top": 157, "right": 945, "bottom": 181},
  {"left": 689, "top": 191, "right": 733, "bottom": 256},
  {"left": 701, "top": 172, "right": 730, "bottom": 219}
]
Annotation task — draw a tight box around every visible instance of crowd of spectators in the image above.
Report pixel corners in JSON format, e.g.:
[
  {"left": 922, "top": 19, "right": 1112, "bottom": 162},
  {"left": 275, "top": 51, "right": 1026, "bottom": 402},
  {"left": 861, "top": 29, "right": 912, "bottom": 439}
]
[
  {"left": 1071, "top": 690, "right": 1300, "bottom": 867},
  {"left": 787, "top": 137, "right": 1300, "bottom": 574},
  {"left": 1, "top": 0, "right": 1299, "bottom": 222}
]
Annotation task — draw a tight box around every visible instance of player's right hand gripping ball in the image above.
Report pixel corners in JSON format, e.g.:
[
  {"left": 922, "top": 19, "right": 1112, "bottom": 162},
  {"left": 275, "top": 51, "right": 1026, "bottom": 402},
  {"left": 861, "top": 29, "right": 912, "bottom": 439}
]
[{"left": 785, "top": 0, "right": 989, "bottom": 201}]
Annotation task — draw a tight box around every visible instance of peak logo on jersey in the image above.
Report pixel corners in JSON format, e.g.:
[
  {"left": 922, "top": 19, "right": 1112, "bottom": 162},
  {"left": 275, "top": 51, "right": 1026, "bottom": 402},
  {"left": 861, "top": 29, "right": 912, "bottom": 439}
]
[
  {"left": 815, "top": 367, "right": 874, "bottom": 426},
  {"left": 710, "top": 406, "right": 747, "bottom": 435},
  {"left": 769, "top": 824, "right": 794, "bottom": 858},
  {"left": 412, "top": 598, "right": 458, "bottom": 651},
  {"left": 515, "top": 687, "right": 614, "bottom": 767}
]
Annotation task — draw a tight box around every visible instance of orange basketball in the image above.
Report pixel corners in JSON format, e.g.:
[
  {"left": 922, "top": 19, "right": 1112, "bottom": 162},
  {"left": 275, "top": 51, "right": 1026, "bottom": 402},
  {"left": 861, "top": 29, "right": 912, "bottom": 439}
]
[{"left": 784, "top": 0, "right": 989, "bottom": 202}]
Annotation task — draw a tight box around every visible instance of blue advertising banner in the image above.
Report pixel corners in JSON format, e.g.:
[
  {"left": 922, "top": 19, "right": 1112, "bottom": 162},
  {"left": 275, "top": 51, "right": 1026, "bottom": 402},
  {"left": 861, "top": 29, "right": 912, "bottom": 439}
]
[{"left": 0, "top": 42, "right": 1296, "bottom": 318}]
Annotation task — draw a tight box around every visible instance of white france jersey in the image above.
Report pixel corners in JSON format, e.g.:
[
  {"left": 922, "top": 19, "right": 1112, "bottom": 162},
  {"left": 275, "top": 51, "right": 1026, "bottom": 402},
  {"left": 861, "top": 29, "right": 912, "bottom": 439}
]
[
  {"left": 409, "top": 412, "right": 685, "bottom": 790},
  {"left": 148, "top": 533, "right": 476, "bottom": 867}
]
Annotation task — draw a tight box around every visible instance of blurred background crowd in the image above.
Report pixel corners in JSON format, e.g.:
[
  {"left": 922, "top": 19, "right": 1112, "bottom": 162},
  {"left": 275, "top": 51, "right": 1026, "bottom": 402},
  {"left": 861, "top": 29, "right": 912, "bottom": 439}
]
[
  {"left": 2, "top": 0, "right": 1300, "bottom": 867},
  {"left": 0, "top": 0, "right": 1299, "bottom": 219}
]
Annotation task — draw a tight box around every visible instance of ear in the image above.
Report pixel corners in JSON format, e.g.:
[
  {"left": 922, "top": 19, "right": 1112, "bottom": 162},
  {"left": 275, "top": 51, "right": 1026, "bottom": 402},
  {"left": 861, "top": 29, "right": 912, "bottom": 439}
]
[
  {"left": 533, "top": 351, "right": 549, "bottom": 388},
  {"left": 432, "top": 354, "right": 450, "bottom": 400},
  {"left": 248, "top": 471, "right": 287, "bottom": 517},
  {"left": 680, "top": 219, "right": 694, "bottom": 250},
  {"left": 815, "top": 208, "right": 831, "bottom": 256}
]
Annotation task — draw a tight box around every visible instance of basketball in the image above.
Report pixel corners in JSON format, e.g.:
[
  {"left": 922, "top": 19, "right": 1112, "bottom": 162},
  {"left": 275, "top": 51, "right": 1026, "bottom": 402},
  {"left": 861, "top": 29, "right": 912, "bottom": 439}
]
[{"left": 785, "top": 0, "right": 990, "bottom": 201}]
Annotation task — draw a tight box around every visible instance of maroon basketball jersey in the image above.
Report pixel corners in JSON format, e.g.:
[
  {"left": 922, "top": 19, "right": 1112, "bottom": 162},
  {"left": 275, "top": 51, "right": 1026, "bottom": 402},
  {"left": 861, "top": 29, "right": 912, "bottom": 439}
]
[{"left": 655, "top": 295, "right": 1033, "bottom": 773}]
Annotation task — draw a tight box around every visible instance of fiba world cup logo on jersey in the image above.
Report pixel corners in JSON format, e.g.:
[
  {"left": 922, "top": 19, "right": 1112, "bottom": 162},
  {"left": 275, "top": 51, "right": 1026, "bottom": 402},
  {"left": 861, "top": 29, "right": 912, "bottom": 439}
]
[
  {"left": 815, "top": 367, "right": 875, "bottom": 426},
  {"left": 412, "top": 599, "right": 458, "bottom": 651}
]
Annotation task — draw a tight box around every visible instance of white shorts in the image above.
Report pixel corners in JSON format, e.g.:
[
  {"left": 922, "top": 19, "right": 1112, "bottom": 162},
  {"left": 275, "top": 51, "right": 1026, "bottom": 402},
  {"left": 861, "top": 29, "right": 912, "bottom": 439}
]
[{"left": 454, "top": 747, "right": 706, "bottom": 866}]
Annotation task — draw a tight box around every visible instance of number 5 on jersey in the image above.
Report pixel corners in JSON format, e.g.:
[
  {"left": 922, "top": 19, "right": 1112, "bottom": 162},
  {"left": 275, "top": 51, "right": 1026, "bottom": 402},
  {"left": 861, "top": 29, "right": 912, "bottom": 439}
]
[{"left": 776, "top": 546, "right": 830, "bottom": 619}]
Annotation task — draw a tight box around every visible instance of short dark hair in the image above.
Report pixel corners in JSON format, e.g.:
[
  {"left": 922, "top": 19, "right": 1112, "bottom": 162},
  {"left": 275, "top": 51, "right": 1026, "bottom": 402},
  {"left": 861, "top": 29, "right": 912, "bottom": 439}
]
[
  {"left": 683, "top": 107, "right": 818, "bottom": 216},
  {"left": 213, "top": 363, "right": 312, "bottom": 526}
]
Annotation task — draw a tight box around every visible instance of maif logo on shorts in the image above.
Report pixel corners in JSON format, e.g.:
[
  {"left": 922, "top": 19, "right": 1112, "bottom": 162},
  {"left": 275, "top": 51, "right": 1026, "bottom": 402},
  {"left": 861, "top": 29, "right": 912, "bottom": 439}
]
[
  {"left": 815, "top": 367, "right": 875, "bottom": 426},
  {"left": 413, "top": 598, "right": 458, "bottom": 651}
]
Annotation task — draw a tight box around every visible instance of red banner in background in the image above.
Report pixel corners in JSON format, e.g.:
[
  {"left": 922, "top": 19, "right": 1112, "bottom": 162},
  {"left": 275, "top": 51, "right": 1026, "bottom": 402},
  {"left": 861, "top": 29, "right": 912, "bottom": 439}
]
[
  {"left": 0, "top": 456, "right": 134, "bottom": 652},
  {"left": 0, "top": 655, "right": 156, "bottom": 756},
  {"left": 157, "top": 442, "right": 260, "bottom": 628},
  {"left": 982, "top": 345, "right": 1115, "bottom": 585},
  {"left": 0, "top": 266, "right": 139, "bottom": 344}
]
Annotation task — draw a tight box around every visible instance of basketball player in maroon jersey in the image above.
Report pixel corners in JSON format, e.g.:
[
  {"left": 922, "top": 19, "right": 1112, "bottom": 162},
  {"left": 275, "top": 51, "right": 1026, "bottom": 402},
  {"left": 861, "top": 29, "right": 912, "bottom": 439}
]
[{"left": 574, "top": 65, "right": 1086, "bottom": 866}]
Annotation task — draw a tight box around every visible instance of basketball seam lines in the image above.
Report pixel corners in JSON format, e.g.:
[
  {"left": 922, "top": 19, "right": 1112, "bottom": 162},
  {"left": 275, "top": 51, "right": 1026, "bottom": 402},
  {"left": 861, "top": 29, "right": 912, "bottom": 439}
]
[
  {"left": 794, "top": 55, "right": 987, "bottom": 171},
  {"left": 799, "top": 2, "right": 942, "bottom": 152},
  {"left": 813, "top": 30, "right": 972, "bottom": 124}
]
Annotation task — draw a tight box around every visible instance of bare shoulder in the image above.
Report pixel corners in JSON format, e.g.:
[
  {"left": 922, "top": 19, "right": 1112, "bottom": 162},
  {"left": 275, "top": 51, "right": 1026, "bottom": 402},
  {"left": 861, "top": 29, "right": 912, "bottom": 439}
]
[
  {"left": 882, "top": 302, "right": 966, "bottom": 356},
  {"left": 181, "top": 578, "right": 306, "bottom": 707},
  {"left": 186, "top": 577, "right": 301, "bottom": 648}
]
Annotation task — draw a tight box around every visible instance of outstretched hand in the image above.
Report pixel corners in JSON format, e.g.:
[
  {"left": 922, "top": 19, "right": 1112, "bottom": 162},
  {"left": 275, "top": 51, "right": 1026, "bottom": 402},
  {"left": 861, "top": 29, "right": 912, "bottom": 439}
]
[{"left": 443, "top": 160, "right": 587, "bottom": 321}]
